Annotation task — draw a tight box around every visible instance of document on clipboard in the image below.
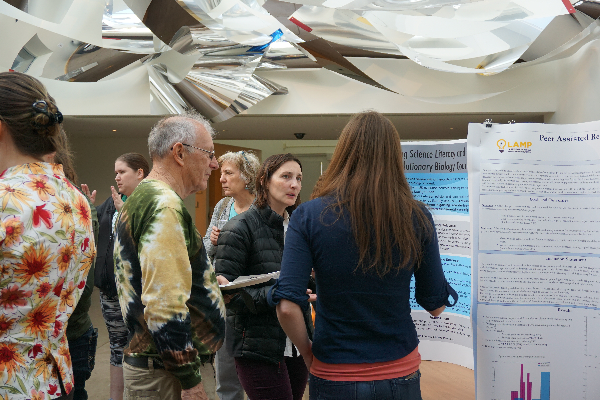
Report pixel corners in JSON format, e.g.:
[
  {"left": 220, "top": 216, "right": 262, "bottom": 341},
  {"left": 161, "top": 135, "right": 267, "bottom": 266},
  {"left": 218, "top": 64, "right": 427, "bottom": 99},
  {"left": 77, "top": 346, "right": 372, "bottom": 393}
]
[{"left": 219, "top": 271, "right": 280, "bottom": 291}]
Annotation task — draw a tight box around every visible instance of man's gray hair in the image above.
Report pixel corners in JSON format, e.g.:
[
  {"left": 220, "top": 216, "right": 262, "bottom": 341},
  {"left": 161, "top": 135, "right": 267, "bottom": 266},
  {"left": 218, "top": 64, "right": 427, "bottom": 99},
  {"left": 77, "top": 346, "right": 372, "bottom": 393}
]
[{"left": 148, "top": 112, "right": 216, "bottom": 160}]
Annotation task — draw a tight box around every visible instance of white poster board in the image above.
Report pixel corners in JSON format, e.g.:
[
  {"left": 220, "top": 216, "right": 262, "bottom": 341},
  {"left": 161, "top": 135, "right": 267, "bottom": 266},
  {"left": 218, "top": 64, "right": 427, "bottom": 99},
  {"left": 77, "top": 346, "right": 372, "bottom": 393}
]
[
  {"left": 403, "top": 140, "right": 473, "bottom": 369},
  {"left": 468, "top": 121, "right": 600, "bottom": 400}
]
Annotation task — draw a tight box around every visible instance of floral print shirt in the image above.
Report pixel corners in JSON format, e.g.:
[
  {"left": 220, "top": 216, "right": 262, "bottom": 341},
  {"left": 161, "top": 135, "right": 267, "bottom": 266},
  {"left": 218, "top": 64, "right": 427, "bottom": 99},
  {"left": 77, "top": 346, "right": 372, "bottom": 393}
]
[
  {"left": 113, "top": 179, "right": 225, "bottom": 390},
  {"left": 0, "top": 163, "right": 96, "bottom": 400}
]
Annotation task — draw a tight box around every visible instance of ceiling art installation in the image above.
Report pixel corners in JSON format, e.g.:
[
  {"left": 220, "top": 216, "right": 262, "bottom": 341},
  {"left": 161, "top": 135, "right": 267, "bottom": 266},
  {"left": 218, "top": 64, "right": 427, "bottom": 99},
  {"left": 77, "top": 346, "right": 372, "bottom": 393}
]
[{"left": 1, "top": 0, "right": 599, "bottom": 121}]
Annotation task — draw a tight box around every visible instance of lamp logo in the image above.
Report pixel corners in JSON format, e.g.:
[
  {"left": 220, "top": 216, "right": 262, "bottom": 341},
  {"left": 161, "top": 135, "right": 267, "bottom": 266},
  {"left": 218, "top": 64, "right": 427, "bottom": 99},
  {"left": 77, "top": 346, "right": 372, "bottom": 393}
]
[
  {"left": 497, "top": 139, "right": 532, "bottom": 154},
  {"left": 497, "top": 139, "right": 506, "bottom": 153}
]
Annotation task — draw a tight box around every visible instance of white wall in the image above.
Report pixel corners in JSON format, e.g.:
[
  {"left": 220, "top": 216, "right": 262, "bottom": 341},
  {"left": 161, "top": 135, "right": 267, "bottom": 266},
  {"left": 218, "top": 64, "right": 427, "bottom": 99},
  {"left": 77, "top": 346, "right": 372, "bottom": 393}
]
[
  {"left": 214, "top": 139, "right": 338, "bottom": 160},
  {"left": 37, "top": 57, "right": 559, "bottom": 117},
  {"left": 548, "top": 38, "right": 600, "bottom": 124},
  {"left": 250, "top": 58, "right": 558, "bottom": 116}
]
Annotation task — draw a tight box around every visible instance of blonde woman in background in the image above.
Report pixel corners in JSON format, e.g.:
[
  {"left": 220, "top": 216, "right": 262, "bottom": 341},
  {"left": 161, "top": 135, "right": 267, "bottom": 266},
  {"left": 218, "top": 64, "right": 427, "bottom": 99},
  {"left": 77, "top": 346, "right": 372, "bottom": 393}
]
[{"left": 203, "top": 150, "right": 260, "bottom": 400}]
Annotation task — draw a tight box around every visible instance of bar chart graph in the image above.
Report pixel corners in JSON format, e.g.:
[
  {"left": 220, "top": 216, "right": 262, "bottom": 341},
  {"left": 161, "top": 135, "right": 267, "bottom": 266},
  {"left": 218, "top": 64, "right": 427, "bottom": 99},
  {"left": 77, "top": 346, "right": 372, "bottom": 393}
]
[
  {"left": 509, "top": 364, "right": 550, "bottom": 400},
  {"left": 479, "top": 306, "right": 590, "bottom": 400}
]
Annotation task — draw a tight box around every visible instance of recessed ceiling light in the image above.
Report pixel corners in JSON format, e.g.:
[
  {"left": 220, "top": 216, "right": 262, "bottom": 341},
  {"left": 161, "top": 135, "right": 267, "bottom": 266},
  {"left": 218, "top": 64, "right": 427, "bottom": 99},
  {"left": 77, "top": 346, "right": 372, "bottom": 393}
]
[
  {"left": 450, "top": 128, "right": 454, "bottom": 129},
  {"left": 112, "top": 129, "right": 117, "bottom": 132}
]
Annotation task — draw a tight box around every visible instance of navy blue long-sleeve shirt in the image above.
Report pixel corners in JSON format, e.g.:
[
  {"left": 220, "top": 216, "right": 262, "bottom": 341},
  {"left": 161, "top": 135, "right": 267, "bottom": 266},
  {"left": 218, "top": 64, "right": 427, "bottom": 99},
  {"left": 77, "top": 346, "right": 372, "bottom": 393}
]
[{"left": 270, "top": 197, "right": 458, "bottom": 364}]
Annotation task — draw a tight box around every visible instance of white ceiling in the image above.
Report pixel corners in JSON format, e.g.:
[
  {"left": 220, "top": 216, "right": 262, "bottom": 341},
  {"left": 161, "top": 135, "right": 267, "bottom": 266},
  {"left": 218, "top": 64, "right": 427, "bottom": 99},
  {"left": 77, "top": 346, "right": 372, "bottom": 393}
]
[{"left": 63, "top": 112, "right": 546, "bottom": 141}]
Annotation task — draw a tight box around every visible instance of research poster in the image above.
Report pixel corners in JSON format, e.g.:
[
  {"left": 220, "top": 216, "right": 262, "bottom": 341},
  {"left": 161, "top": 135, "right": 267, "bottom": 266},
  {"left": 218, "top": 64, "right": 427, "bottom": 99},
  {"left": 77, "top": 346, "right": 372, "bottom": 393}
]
[
  {"left": 468, "top": 121, "right": 600, "bottom": 400},
  {"left": 403, "top": 140, "right": 473, "bottom": 369}
]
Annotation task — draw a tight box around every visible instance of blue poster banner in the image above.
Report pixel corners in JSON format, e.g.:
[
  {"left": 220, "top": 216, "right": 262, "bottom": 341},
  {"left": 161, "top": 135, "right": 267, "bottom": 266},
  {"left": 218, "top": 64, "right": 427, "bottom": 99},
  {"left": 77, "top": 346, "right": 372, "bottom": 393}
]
[{"left": 403, "top": 139, "right": 473, "bottom": 369}]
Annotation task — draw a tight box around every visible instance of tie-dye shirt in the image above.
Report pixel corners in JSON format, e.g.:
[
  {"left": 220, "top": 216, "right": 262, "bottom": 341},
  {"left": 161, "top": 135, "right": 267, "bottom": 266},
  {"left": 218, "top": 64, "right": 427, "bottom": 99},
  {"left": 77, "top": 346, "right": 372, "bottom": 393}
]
[
  {"left": 113, "top": 179, "right": 225, "bottom": 390},
  {"left": 0, "top": 162, "right": 96, "bottom": 400}
]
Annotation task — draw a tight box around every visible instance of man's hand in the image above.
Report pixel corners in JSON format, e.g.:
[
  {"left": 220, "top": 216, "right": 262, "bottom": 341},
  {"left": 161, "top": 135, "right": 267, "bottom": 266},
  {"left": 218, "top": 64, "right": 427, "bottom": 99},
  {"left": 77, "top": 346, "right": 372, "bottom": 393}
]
[
  {"left": 306, "top": 289, "right": 317, "bottom": 303},
  {"left": 181, "top": 382, "right": 208, "bottom": 400},
  {"left": 111, "top": 186, "right": 124, "bottom": 211},
  {"left": 80, "top": 184, "right": 97, "bottom": 204},
  {"left": 210, "top": 225, "right": 221, "bottom": 246}
]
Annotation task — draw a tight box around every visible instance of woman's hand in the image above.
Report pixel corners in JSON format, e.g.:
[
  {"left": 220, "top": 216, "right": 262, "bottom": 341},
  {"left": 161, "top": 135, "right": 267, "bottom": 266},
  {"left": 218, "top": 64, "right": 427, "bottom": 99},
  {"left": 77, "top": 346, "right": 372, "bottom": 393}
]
[
  {"left": 80, "top": 184, "right": 97, "bottom": 204},
  {"left": 111, "top": 186, "right": 124, "bottom": 211},
  {"left": 210, "top": 225, "right": 221, "bottom": 246},
  {"left": 306, "top": 289, "right": 317, "bottom": 303},
  {"left": 216, "top": 275, "right": 230, "bottom": 286},
  {"left": 217, "top": 276, "right": 235, "bottom": 304},
  {"left": 277, "top": 299, "right": 313, "bottom": 369},
  {"left": 301, "top": 342, "right": 314, "bottom": 370}
]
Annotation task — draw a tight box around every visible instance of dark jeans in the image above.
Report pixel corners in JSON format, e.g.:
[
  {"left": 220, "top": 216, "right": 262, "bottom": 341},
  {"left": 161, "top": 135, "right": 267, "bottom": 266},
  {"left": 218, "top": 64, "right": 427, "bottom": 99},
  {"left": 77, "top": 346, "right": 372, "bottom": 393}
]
[
  {"left": 235, "top": 356, "right": 308, "bottom": 400},
  {"left": 309, "top": 371, "right": 422, "bottom": 400},
  {"left": 67, "top": 325, "right": 98, "bottom": 400}
]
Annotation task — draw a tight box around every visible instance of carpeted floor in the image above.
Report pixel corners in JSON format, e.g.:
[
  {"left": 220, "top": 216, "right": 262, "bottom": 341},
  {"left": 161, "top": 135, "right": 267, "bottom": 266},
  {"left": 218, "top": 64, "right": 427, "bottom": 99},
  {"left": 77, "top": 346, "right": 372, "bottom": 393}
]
[{"left": 85, "top": 288, "right": 474, "bottom": 400}]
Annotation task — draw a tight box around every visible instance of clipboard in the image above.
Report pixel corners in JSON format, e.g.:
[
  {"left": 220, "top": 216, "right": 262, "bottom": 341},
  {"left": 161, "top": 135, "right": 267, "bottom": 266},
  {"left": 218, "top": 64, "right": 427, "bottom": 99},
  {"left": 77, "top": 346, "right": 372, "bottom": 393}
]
[{"left": 219, "top": 271, "right": 280, "bottom": 291}]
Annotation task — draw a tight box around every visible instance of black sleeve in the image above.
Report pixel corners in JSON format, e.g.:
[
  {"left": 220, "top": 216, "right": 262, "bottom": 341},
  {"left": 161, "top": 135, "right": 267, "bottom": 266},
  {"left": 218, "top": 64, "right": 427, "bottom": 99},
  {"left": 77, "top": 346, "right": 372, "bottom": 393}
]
[
  {"left": 237, "top": 285, "right": 274, "bottom": 314},
  {"left": 215, "top": 226, "right": 250, "bottom": 282},
  {"left": 94, "top": 197, "right": 116, "bottom": 294},
  {"left": 95, "top": 196, "right": 109, "bottom": 220},
  {"left": 215, "top": 221, "right": 274, "bottom": 314}
]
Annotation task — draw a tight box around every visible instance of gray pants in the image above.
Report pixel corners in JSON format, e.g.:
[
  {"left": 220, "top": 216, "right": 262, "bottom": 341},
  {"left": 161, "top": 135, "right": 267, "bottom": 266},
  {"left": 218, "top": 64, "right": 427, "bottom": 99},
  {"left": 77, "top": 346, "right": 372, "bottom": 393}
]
[{"left": 215, "top": 325, "right": 245, "bottom": 400}]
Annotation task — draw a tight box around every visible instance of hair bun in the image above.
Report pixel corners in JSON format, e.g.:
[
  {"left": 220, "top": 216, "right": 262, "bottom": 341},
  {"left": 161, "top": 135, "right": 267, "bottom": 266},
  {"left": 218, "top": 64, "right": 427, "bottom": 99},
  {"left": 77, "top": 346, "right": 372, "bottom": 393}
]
[
  {"left": 31, "top": 100, "right": 63, "bottom": 134},
  {"left": 0, "top": 72, "right": 62, "bottom": 155},
  {"left": 32, "top": 112, "right": 52, "bottom": 127}
]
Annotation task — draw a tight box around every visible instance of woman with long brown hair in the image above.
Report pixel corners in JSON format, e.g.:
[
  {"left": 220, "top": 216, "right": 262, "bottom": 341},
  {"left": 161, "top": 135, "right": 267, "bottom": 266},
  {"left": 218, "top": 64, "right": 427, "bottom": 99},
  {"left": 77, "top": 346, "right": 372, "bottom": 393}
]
[
  {"left": 0, "top": 71, "right": 96, "bottom": 399},
  {"left": 271, "top": 111, "right": 458, "bottom": 400}
]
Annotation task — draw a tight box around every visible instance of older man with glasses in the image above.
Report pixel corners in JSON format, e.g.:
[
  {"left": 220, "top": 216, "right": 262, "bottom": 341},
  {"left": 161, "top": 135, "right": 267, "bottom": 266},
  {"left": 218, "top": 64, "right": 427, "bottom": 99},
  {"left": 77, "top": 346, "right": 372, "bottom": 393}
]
[{"left": 113, "top": 113, "right": 226, "bottom": 400}]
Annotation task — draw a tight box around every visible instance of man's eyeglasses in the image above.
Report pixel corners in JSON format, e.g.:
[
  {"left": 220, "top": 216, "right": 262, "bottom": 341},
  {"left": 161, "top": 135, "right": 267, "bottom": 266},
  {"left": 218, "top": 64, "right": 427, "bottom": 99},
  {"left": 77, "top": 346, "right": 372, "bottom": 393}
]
[{"left": 182, "top": 143, "right": 215, "bottom": 160}]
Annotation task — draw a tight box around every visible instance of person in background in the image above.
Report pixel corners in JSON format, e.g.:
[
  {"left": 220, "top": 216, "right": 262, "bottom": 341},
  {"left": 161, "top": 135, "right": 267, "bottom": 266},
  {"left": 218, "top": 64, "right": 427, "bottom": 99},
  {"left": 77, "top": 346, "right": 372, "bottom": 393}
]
[
  {"left": 215, "top": 154, "right": 313, "bottom": 400},
  {"left": 93, "top": 152, "right": 149, "bottom": 400},
  {"left": 113, "top": 114, "right": 225, "bottom": 400},
  {"left": 271, "top": 111, "right": 459, "bottom": 400},
  {"left": 203, "top": 150, "right": 260, "bottom": 400},
  {"left": 43, "top": 131, "right": 99, "bottom": 400},
  {"left": 0, "top": 71, "right": 96, "bottom": 399}
]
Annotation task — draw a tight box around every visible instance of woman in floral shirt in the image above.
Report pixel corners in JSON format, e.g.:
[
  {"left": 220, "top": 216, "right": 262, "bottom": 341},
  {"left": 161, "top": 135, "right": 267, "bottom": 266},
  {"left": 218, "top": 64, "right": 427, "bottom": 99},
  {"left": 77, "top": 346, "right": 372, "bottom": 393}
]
[{"left": 0, "top": 72, "right": 96, "bottom": 400}]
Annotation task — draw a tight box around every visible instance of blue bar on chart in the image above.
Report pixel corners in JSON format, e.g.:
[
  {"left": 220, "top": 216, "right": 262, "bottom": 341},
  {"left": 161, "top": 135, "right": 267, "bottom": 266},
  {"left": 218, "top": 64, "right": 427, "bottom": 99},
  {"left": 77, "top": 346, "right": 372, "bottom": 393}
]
[{"left": 540, "top": 372, "right": 550, "bottom": 400}]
